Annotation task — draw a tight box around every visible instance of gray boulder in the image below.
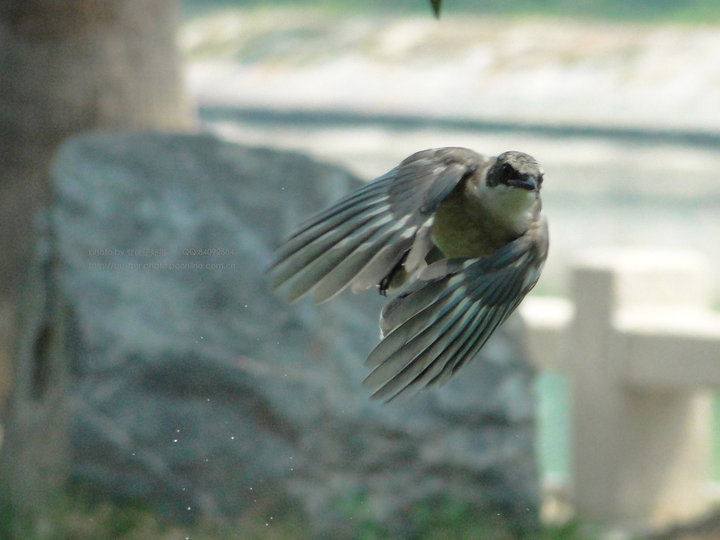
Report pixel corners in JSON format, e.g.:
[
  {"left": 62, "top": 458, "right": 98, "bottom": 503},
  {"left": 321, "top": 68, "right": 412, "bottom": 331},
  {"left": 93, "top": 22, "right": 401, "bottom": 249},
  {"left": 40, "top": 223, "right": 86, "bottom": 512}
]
[{"left": 1, "top": 132, "right": 539, "bottom": 536}]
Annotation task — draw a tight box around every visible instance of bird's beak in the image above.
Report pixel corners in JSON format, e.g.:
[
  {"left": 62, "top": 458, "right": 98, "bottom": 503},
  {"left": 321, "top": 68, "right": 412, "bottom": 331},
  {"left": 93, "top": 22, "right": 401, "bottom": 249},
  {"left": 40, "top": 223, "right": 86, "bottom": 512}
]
[{"left": 508, "top": 176, "right": 538, "bottom": 191}]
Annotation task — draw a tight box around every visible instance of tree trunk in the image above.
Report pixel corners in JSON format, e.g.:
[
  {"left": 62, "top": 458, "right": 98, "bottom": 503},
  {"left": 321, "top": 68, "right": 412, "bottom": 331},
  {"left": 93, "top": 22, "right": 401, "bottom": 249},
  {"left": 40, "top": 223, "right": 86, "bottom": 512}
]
[
  {"left": 0, "top": 0, "right": 193, "bottom": 527},
  {"left": 0, "top": 0, "right": 194, "bottom": 303}
]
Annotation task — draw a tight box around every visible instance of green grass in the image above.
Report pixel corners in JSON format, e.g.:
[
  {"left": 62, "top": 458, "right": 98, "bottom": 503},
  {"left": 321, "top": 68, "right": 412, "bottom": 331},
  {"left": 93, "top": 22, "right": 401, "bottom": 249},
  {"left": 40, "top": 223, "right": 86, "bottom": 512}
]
[
  {"left": 0, "top": 488, "right": 601, "bottom": 540},
  {"left": 181, "top": 0, "right": 720, "bottom": 25},
  {"left": 0, "top": 488, "right": 307, "bottom": 540}
]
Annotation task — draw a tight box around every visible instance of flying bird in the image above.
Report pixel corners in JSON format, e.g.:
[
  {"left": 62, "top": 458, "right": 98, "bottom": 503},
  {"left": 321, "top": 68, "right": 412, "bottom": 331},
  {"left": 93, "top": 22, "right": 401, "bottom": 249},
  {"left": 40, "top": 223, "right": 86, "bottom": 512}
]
[{"left": 269, "top": 147, "right": 548, "bottom": 402}]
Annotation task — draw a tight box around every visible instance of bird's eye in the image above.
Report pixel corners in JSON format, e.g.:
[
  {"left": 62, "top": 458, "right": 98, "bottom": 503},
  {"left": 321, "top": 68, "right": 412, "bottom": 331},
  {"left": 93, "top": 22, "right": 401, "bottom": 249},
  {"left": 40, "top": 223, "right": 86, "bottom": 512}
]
[
  {"left": 537, "top": 174, "right": 544, "bottom": 186},
  {"left": 501, "top": 163, "right": 515, "bottom": 181}
]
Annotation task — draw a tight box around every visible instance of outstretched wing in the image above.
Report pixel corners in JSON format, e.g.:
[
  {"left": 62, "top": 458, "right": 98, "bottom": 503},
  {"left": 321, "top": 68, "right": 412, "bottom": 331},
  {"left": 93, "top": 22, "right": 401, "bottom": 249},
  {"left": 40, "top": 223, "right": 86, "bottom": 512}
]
[
  {"left": 269, "top": 148, "right": 487, "bottom": 303},
  {"left": 363, "top": 218, "right": 548, "bottom": 402}
]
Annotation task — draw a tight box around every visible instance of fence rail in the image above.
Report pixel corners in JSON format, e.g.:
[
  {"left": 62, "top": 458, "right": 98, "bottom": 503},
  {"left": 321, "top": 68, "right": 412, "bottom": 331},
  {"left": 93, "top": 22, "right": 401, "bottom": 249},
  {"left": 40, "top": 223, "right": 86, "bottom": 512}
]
[{"left": 519, "top": 248, "right": 720, "bottom": 526}]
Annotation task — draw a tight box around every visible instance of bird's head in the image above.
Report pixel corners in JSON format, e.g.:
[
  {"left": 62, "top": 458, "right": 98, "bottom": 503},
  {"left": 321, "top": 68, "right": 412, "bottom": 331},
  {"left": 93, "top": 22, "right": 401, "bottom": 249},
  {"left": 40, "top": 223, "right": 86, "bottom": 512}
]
[
  {"left": 485, "top": 151, "right": 543, "bottom": 192},
  {"left": 471, "top": 150, "right": 543, "bottom": 231}
]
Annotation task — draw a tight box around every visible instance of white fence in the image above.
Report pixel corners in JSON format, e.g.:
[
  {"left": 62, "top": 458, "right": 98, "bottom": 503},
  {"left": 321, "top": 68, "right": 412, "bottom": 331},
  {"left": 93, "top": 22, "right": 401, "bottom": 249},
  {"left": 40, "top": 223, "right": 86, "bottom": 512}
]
[{"left": 519, "top": 248, "right": 720, "bottom": 527}]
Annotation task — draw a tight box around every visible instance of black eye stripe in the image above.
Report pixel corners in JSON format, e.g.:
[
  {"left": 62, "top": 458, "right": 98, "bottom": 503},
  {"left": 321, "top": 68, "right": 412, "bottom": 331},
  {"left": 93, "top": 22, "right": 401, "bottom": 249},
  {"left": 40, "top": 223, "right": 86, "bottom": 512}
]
[{"left": 501, "top": 164, "right": 516, "bottom": 181}]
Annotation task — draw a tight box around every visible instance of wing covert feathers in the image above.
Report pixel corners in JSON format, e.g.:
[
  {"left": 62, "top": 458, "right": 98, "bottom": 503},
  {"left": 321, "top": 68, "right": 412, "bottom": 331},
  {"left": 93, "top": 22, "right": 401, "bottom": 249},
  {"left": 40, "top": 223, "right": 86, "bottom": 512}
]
[
  {"left": 269, "top": 148, "right": 483, "bottom": 303},
  {"left": 269, "top": 147, "right": 546, "bottom": 403},
  {"left": 364, "top": 219, "right": 548, "bottom": 402}
]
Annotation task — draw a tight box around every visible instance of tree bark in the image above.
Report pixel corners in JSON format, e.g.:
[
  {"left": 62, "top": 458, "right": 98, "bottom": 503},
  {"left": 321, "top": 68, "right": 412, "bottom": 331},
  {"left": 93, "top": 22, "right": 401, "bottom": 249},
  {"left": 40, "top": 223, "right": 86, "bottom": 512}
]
[
  {"left": 0, "top": 0, "right": 194, "bottom": 525},
  {"left": 0, "top": 0, "right": 194, "bottom": 302}
]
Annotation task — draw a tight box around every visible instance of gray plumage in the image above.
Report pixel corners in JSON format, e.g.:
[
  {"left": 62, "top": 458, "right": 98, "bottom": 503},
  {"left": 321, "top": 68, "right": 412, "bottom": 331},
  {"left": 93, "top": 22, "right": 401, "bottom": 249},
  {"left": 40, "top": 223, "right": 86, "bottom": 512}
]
[{"left": 269, "top": 147, "right": 548, "bottom": 402}]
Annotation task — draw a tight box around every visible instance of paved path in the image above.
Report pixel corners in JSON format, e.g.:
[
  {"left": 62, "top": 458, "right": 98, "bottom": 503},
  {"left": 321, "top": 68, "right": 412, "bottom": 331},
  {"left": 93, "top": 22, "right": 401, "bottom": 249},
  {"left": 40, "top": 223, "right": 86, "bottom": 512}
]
[{"left": 183, "top": 9, "right": 720, "bottom": 131}]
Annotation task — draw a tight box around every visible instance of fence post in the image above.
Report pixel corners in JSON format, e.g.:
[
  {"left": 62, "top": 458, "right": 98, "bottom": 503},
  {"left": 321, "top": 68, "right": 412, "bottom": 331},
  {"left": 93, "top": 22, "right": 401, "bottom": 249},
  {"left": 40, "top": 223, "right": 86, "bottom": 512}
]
[{"left": 568, "top": 249, "right": 713, "bottom": 525}]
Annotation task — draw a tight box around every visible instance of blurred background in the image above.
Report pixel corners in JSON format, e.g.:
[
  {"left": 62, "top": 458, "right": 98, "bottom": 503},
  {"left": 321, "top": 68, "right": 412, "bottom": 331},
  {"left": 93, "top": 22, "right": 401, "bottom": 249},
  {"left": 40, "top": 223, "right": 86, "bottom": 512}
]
[
  {"left": 181, "top": 0, "right": 720, "bottom": 496},
  {"left": 0, "top": 0, "right": 719, "bottom": 538}
]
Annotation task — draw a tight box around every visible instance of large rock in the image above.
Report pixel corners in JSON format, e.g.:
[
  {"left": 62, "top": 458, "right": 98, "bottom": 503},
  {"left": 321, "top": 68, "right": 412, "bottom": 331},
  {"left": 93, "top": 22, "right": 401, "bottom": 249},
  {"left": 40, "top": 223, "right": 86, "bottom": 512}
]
[{"left": 1, "top": 132, "right": 539, "bottom": 536}]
